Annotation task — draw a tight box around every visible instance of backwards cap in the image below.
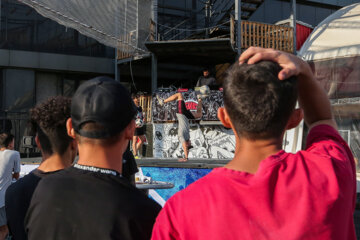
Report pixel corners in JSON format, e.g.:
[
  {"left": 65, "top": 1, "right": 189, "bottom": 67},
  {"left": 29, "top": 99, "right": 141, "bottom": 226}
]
[{"left": 71, "top": 76, "right": 137, "bottom": 139}]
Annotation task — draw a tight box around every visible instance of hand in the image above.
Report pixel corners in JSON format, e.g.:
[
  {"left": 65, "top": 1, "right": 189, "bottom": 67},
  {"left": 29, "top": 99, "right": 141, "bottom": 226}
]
[
  {"left": 239, "top": 48, "right": 334, "bottom": 129},
  {"left": 239, "top": 47, "right": 310, "bottom": 80}
]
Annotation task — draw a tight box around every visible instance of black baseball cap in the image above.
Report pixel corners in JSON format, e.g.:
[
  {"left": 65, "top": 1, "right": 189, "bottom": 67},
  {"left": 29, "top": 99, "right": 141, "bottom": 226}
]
[{"left": 71, "top": 76, "right": 137, "bottom": 139}]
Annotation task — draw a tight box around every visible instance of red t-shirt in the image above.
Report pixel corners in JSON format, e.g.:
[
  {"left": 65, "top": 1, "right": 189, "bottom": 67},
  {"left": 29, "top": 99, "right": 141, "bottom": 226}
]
[{"left": 151, "top": 125, "right": 356, "bottom": 240}]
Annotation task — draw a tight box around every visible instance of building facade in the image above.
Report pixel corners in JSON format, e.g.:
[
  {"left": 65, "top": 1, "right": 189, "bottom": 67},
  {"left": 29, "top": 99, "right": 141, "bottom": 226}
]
[
  {"left": 0, "top": 0, "right": 115, "bottom": 155},
  {"left": 119, "top": 0, "right": 359, "bottom": 93}
]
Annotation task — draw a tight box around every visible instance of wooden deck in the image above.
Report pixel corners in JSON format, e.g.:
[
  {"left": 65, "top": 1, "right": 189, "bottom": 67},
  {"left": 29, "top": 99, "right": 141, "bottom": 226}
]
[
  {"left": 139, "top": 95, "right": 152, "bottom": 123},
  {"left": 240, "top": 20, "right": 293, "bottom": 52}
]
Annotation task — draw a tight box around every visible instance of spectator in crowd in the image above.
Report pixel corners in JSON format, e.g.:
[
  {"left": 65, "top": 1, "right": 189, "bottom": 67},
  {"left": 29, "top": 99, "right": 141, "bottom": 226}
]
[
  {"left": 157, "top": 93, "right": 203, "bottom": 162},
  {"left": 151, "top": 47, "right": 356, "bottom": 239},
  {"left": 195, "top": 68, "right": 217, "bottom": 89},
  {"left": 5, "top": 96, "right": 76, "bottom": 240},
  {"left": 25, "top": 77, "right": 161, "bottom": 240},
  {"left": 122, "top": 146, "right": 138, "bottom": 185},
  {"left": 132, "top": 93, "right": 146, "bottom": 158},
  {"left": 0, "top": 133, "right": 20, "bottom": 240}
]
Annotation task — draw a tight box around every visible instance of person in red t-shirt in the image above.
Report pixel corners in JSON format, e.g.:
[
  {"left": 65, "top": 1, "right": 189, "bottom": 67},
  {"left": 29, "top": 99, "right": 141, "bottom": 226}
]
[{"left": 151, "top": 47, "right": 356, "bottom": 240}]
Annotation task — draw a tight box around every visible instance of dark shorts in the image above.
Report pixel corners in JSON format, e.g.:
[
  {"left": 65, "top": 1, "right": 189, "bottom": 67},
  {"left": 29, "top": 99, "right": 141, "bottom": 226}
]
[
  {"left": 177, "top": 100, "right": 194, "bottom": 120},
  {"left": 134, "top": 126, "right": 145, "bottom": 136}
]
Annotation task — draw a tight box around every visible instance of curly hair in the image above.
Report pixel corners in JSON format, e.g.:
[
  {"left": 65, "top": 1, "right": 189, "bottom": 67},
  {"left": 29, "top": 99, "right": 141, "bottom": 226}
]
[
  {"left": 0, "top": 133, "right": 14, "bottom": 148},
  {"left": 30, "top": 96, "right": 72, "bottom": 155},
  {"left": 223, "top": 61, "right": 298, "bottom": 140}
]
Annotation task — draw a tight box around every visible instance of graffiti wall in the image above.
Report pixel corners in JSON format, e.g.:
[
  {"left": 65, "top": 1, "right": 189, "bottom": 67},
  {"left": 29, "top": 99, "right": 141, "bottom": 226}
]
[
  {"left": 152, "top": 89, "right": 223, "bottom": 122},
  {"left": 153, "top": 123, "right": 235, "bottom": 159}
]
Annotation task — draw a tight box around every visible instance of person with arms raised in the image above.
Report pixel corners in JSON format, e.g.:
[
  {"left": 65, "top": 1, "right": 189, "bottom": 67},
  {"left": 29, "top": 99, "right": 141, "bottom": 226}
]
[{"left": 152, "top": 47, "right": 356, "bottom": 240}]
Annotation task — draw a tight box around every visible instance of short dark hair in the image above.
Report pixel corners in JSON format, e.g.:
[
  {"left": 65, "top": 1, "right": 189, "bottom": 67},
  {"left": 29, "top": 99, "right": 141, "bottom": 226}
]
[
  {"left": 75, "top": 122, "right": 123, "bottom": 147},
  {"left": 223, "top": 61, "right": 298, "bottom": 140},
  {"left": 0, "top": 133, "right": 14, "bottom": 148},
  {"left": 30, "top": 96, "right": 72, "bottom": 156},
  {"left": 132, "top": 93, "right": 140, "bottom": 99}
]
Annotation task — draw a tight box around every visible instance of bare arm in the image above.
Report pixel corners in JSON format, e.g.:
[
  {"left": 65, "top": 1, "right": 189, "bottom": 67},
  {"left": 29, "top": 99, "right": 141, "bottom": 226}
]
[
  {"left": 12, "top": 151, "right": 21, "bottom": 180},
  {"left": 239, "top": 47, "right": 336, "bottom": 130},
  {"left": 142, "top": 111, "right": 146, "bottom": 120}
]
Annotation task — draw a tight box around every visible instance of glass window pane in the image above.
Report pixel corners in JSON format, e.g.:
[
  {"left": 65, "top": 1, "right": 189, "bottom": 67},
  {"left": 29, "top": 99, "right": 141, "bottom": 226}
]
[
  {"left": 36, "top": 73, "right": 62, "bottom": 103},
  {"left": 4, "top": 69, "right": 34, "bottom": 112},
  {"left": 63, "top": 79, "right": 76, "bottom": 97}
]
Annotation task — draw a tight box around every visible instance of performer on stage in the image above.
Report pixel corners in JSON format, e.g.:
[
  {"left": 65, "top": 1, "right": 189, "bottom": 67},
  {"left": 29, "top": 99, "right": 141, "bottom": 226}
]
[{"left": 157, "top": 93, "right": 203, "bottom": 162}]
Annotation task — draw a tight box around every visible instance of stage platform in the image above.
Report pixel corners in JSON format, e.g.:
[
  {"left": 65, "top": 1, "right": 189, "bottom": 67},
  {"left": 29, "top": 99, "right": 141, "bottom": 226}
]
[
  {"left": 137, "top": 158, "right": 230, "bottom": 169},
  {"left": 21, "top": 157, "right": 230, "bottom": 169}
]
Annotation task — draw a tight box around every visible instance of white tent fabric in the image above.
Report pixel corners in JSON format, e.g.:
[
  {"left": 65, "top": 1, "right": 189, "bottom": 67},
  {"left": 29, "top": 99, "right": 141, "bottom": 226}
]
[
  {"left": 298, "top": 3, "right": 360, "bottom": 176},
  {"left": 18, "top": 0, "right": 152, "bottom": 54},
  {"left": 299, "top": 3, "right": 360, "bottom": 61}
]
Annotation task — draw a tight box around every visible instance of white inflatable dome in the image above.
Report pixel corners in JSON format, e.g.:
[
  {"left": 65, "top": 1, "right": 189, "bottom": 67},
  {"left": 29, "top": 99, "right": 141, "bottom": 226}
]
[
  {"left": 299, "top": 3, "right": 360, "bottom": 61},
  {"left": 298, "top": 3, "right": 360, "bottom": 191}
]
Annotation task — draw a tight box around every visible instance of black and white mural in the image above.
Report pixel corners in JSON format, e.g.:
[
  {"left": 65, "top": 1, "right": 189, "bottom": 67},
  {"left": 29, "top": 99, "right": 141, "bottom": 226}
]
[
  {"left": 153, "top": 123, "right": 235, "bottom": 159},
  {"left": 152, "top": 89, "right": 224, "bottom": 122}
]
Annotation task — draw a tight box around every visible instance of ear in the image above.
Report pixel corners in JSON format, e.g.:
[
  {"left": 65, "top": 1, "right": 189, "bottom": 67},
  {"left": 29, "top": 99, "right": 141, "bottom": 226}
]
[
  {"left": 66, "top": 118, "right": 76, "bottom": 139},
  {"left": 124, "top": 120, "right": 136, "bottom": 140},
  {"left": 286, "top": 109, "right": 304, "bottom": 130},
  {"left": 217, "top": 107, "right": 232, "bottom": 128},
  {"left": 35, "top": 135, "right": 41, "bottom": 150}
]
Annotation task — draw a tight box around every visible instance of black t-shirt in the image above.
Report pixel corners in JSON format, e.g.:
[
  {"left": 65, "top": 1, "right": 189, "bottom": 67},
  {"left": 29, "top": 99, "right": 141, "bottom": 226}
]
[
  {"left": 177, "top": 100, "right": 195, "bottom": 120},
  {"left": 25, "top": 166, "right": 161, "bottom": 240},
  {"left": 5, "top": 169, "right": 60, "bottom": 240}
]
